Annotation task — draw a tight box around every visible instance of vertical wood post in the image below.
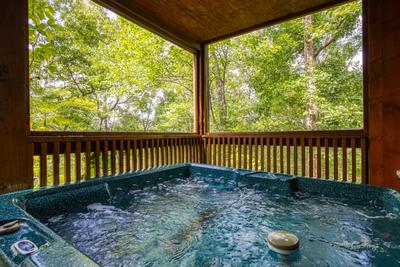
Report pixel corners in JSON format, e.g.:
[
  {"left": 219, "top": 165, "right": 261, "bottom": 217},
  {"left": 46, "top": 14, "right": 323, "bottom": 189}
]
[
  {"left": 194, "top": 44, "right": 209, "bottom": 163},
  {"left": 0, "top": 0, "right": 30, "bottom": 193},
  {"left": 367, "top": 0, "right": 400, "bottom": 189},
  {"left": 194, "top": 45, "right": 209, "bottom": 135}
]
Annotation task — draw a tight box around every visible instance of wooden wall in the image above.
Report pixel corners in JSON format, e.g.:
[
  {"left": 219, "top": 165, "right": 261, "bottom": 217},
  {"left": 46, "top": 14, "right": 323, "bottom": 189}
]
[
  {"left": 367, "top": 0, "right": 400, "bottom": 189},
  {"left": 0, "top": 0, "right": 30, "bottom": 193}
]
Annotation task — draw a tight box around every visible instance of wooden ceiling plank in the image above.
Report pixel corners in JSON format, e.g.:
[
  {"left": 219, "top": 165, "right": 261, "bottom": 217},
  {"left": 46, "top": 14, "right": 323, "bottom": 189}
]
[
  {"left": 92, "top": 0, "right": 201, "bottom": 52},
  {"left": 92, "top": 0, "right": 353, "bottom": 52},
  {"left": 204, "top": 0, "right": 353, "bottom": 44}
]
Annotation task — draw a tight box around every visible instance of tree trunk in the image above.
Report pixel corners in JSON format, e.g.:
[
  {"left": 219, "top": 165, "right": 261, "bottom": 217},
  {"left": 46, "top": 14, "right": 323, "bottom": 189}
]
[
  {"left": 216, "top": 76, "right": 227, "bottom": 127},
  {"left": 303, "top": 15, "right": 318, "bottom": 130},
  {"left": 303, "top": 15, "right": 319, "bottom": 177}
]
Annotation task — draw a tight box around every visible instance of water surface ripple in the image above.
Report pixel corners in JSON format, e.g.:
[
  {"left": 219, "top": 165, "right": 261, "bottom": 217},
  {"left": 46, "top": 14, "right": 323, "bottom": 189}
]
[{"left": 44, "top": 176, "right": 400, "bottom": 266}]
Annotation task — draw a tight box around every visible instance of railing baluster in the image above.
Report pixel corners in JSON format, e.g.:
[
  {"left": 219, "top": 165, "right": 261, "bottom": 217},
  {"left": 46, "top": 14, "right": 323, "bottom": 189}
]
[
  {"left": 169, "top": 139, "right": 173, "bottom": 164},
  {"left": 111, "top": 140, "right": 117, "bottom": 175},
  {"left": 187, "top": 138, "right": 191, "bottom": 162},
  {"left": 53, "top": 142, "right": 60, "bottom": 185},
  {"left": 333, "top": 138, "right": 338, "bottom": 180},
  {"left": 301, "top": 138, "right": 305, "bottom": 176},
  {"left": 65, "top": 142, "right": 71, "bottom": 183},
  {"left": 222, "top": 138, "right": 226, "bottom": 167},
  {"left": 212, "top": 137, "right": 216, "bottom": 165},
  {"left": 94, "top": 141, "right": 100, "bottom": 177},
  {"left": 173, "top": 139, "right": 177, "bottom": 164},
  {"left": 180, "top": 138, "right": 183, "bottom": 164},
  {"left": 198, "top": 138, "right": 201, "bottom": 163},
  {"left": 161, "top": 138, "right": 165, "bottom": 166},
  {"left": 351, "top": 138, "right": 356, "bottom": 183},
  {"left": 232, "top": 138, "right": 237, "bottom": 168},
  {"left": 119, "top": 140, "right": 124, "bottom": 172},
  {"left": 324, "top": 138, "right": 329, "bottom": 179},
  {"left": 85, "top": 141, "right": 91, "bottom": 179},
  {"left": 249, "top": 138, "right": 253, "bottom": 170},
  {"left": 227, "top": 137, "right": 231, "bottom": 167},
  {"left": 126, "top": 140, "right": 131, "bottom": 171},
  {"left": 40, "top": 142, "right": 47, "bottom": 187},
  {"left": 132, "top": 140, "right": 137, "bottom": 171},
  {"left": 76, "top": 141, "right": 81, "bottom": 181},
  {"left": 139, "top": 139, "right": 143, "bottom": 169},
  {"left": 255, "top": 138, "right": 259, "bottom": 171},
  {"left": 102, "top": 140, "right": 108, "bottom": 176},
  {"left": 316, "top": 138, "right": 321, "bottom": 178},
  {"left": 273, "top": 138, "right": 277, "bottom": 173},
  {"left": 184, "top": 137, "right": 190, "bottom": 164},
  {"left": 260, "top": 138, "right": 265, "bottom": 171},
  {"left": 238, "top": 138, "right": 242, "bottom": 169},
  {"left": 204, "top": 138, "right": 208, "bottom": 164},
  {"left": 267, "top": 138, "right": 271, "bottom": 172},
  {"left": 216, "top": 137, "right": 221, "bottom": 166},
  {"left": 155, "top": 139, "right": 159, "bottom": 167},
  {"left": 111, "top": 140, "right": 116, "bottom": 175},
  {"left": 342, "top": 138, "right": 347, "bottom": 182},
  {"left": 286, "top": 138, "right": 290, "bottom": 174},
  {"left": 279, "top": 137, "right": 284, "bottom": 173},
  {"left": 150, "top": 139, "right": 155, "bottom": 168},
  {"left": 308, "top": 138, "right": 313, "bottom": 177},
  {"left": 194, "top": 138, "right": 198, "bottom": 163},
  {"left": 145, "top": 139, "right": 149, "bottom": 169},
  {"left": 293, "top": 138, "right": 298, "bottom": 175},
  {"left": 243, "top": 138, "right": 248, "bottom": 169}
]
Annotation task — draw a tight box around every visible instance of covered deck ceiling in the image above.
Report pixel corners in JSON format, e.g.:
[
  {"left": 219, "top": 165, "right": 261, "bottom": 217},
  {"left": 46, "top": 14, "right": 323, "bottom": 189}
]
[{"left": 94, "top": 0, "right": 351, "bottom": 51}]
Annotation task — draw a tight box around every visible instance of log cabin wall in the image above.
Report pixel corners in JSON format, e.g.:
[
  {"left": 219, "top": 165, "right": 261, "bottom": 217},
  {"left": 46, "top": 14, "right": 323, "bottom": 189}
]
[
  {"left": 367, "top": 0, "right": 400, "bottom": 189},
  {"left": 0, "top": 0, "right": 30, "bottom": 193}
]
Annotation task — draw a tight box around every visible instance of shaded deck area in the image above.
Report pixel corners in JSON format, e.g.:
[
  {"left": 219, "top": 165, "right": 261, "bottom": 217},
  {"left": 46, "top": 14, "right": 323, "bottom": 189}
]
[{"left": 1, "top": 0, "right": 400, "bottom": 192}]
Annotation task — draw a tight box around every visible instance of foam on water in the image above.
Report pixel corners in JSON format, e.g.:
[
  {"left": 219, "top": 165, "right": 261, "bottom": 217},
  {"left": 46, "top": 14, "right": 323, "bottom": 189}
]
[{"left": 43, "top": 176, "right": 400, "bottom": 266}]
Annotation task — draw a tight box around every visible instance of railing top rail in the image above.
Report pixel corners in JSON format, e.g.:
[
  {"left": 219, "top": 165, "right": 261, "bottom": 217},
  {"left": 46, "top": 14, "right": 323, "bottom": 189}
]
[
  {"left": 29, "top": 131, "right": 201, "bottom": 142},
  {"left": 203, "top": 129, "right": 365, "bottom": 138}
]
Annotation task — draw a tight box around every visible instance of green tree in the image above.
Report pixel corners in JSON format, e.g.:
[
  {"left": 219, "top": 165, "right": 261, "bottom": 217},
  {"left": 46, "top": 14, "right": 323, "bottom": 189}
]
[
  {"left": 209, "top": 1, "right": 362, "bottom": 132},
  {"left": 29, "top": 0, "right": 193, "bottom": 132}
]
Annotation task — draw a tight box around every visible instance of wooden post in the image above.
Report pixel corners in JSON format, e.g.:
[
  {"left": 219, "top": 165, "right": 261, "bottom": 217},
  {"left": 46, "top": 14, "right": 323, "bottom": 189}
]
[
  {"left": 367, "top": 0, "right": 400, "bottom": 189},
  {"left": 0, "top": 0, "right": 30, "bottom": 193},
  {"left": 194, "top": 44, "right": 209, "bottom": 136},
  {"left": 194, "top": 44, "right": 209, "bottom": 163}
]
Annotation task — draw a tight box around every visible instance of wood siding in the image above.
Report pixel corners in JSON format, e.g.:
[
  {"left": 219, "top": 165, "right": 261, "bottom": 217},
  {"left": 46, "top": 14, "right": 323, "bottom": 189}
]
[
  {"left": 0, "top": 0, "right": 30, "bottom": 193},
  {"left": 367, "top": 0, "right": 400, "bottom": 189}
]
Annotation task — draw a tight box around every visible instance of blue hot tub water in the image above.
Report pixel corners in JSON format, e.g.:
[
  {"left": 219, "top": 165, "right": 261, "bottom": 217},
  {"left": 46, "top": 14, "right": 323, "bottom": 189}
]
[
  {"left": 0, "top": 164, "right": 400, "bottom": 266},
  {"left": 42, "top": 174, "right": 400, "bottom": 266}
]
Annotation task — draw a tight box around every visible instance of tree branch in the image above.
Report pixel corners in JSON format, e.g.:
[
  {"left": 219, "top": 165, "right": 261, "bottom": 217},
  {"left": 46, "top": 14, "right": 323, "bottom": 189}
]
[{"left": 314, "top": 18, "right": 346, "bottom": 59}]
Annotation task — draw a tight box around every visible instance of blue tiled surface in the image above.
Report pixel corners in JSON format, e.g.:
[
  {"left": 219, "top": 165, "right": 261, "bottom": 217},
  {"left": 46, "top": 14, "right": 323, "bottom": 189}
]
[{"left": 0, "top": 163, "right": 399, "bottom": 266}]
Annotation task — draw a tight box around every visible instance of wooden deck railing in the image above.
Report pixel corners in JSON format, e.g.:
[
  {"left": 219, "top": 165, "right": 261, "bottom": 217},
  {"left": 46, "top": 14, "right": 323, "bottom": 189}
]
[
  {"left": 28, "top": 130, "right": 367, "bottom": 188},
  {"left": 202, "top": 130, "right": 367, "bottom": 183},
  {"left": 28, "top": 132, "right": 203, "bottom": 188}
]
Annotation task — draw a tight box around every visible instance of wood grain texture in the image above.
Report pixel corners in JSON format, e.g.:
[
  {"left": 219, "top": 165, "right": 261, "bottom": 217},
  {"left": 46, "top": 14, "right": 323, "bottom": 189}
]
[
  {"left": 94, "top": 0, "right": 350, "bottom": 46},
  {"left": 0, "top": 0, "right": 30, "bottom": 193},
  {"left": 367, "top": 0, "right": 400, "bottom": 189}
]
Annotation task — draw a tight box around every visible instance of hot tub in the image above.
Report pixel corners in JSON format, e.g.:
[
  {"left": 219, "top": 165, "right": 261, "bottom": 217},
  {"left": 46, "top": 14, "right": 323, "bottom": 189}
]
[{"left": 0, "top": 164, "right": 399, "bottom": 266}]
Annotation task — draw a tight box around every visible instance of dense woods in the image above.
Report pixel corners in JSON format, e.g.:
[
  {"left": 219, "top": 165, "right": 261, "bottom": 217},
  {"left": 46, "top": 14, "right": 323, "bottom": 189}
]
[
  {"left": 29, "top": 0, "right": 194, "bottom": 132},
  {"left": 29, "top": 0, "right": 362, "bottom": 133},
  {"left": 209, "top": 1, "right": 362, "bottom": 132}
]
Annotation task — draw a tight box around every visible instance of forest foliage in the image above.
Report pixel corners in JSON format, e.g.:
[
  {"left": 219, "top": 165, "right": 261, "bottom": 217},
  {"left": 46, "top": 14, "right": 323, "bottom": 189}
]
[
  {"left": 29, "top": 0, "right": 363, "bottom": 133},
  {"left": 29, "top": 0, "right": 194, "bottom": 132}
]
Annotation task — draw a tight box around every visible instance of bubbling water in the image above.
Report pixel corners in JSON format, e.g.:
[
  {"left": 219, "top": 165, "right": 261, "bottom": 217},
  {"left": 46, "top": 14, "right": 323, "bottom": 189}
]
[{"left": 43, "top": 176, "right": 400, "bottom": 266}]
